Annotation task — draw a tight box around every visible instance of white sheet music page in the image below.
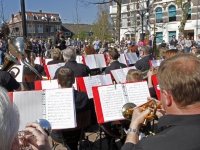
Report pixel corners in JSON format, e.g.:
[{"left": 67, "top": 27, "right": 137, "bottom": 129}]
[
  {"left": 118, "top": 54, "right": 127, "bottom": 66},
  {"left": 125, "top": 53, "right": 138, "bottom": 65},
  {"left": 125, "top": 81, "right": 150, "bottom": 106},
  {"left": 47, "top": 63, "right": 65, "bottom": 79},
  {"left": 151, "top": 59, "right": 162, "bottom": 67},
  {"left": 84, "top": 55, "right": 97, "bottom": 69},
  {"left": 94, "top": 54, "right": 107, "bottom": 68},
  {"left": 83, "top": 76, "right": 99, "bottom": 99},
  {"left": 111, "top": 69, "right": 126, "bottom": 83},
  {"left": 98, "top": 84, "right": 126, "bottom": 122},
  {"left": 13, "top": 91, "right": 43, "bottom": 131},
  {"left": 34, "top": 57, "right": 41, "bottom": 65},
  {"left": 98, "top": 74, "right": 113, "bottom": 85},
  {"left": 76, "top": 55, "right": 83, "bottom": 64},
  {"left": 45, "top": 88, "right": 76, "bottom": 129},
  {"left": 41, "top": 80, "right": 59, "bottom": 89}
]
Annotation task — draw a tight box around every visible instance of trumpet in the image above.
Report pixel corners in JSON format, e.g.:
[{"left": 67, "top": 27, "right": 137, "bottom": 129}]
[
  {"left": 142, "top": 66, "right": 159, "bottom": 79},
  {"left": 122, "top": 99, "right": 161, "bottom": 125},
  {"left": 18, "top": 119, "right": 52, "bottom": 150}
]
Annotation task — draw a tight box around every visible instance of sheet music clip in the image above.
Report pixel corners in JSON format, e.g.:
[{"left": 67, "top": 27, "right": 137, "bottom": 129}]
[
  {"left": 88, "top": 74, "right": 92, "bottom": 79},
  {"left": 48, "top": 77, "right": 51, "bottom": 83},
  {"left": 114, "top": 81, "right": 116, "bottom": 89}
]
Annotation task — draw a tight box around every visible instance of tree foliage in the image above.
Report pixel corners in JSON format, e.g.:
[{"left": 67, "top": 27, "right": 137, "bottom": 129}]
[
  {"left": 0, "top": 23, "right": 9, "bottom": 38},
  {"left": 176, "top": 0, "right": 191, "bottom": 35}
]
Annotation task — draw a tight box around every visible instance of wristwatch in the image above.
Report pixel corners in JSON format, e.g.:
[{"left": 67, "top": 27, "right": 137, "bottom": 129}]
[{"left": 125, "top": 128, "right": 139, "bottom": 135}]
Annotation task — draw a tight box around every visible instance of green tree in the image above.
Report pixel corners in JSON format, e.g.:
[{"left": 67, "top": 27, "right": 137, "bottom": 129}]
[
  {"left": 72, "top": 30, "right": 88, "bottom": 40},
  {"left": 176, "top": 0, "right": 191, "bottom": 35},
  {"left": 92, "top": 4, "right": 112, "bottom": 41}
]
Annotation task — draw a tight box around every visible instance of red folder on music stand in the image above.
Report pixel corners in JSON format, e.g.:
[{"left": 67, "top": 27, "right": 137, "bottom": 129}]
[{"left": 151, "top": 74, "right": 161, "bottom": 100}]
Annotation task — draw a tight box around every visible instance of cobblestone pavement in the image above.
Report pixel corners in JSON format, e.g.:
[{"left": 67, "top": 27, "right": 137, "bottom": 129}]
[{"left": 49, "top": 125, "right": 123, "bottom": 150}]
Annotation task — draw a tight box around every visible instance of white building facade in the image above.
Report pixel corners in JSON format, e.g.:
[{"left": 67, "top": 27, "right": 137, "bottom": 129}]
[{"left": 110, "top": 0, "right": 200, "bottom": 44}]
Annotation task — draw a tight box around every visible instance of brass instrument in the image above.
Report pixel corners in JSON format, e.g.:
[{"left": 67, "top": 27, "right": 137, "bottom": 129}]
[
  {"left": 8, "top": 37, "right": 42, "bottom": 80},
  {"left": 122, "top": 99, "right": 160, "bottom": 125},
  {"left": 0, "top": 52, "right": 20, "bottom": 78},
  {"left": 142, "top": 66, "right": 159, "bottom": 79},
  {"left": 18, "top": 119, "right": 52, "bottom": 150}
]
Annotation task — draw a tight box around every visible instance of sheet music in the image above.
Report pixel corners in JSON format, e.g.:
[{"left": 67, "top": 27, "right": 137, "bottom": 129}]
[
  {"left": 94, "top": 54, "right": 107, "bottom": 68},
  {"left": 76, "top": 55, "right": 83, "bottom": 64},
  {"left": 98, "top": 74, "right": 113, "bottom": 85},
  {"left": 111, "top": 66, "right": 136, "bottom": 83},
  {"left": 45, "top": 88, "right": 76, "bottom": 129},
  {"left": 118, "top": 54, "right": 127, "bottom": 66},
  {"left": 98, "top": 84, "right": 126, "bottom": 122},
  {"left": 84, "top": 55, "right": 97, "bottom": 69},
  {"left": 44, "top": 59, "right": 53, "bottom": 65},
  {"left": 34, "top": 57, "right": 41, "bottom": 65},
  {"left": 125, "top": 53, "right": 138, "bottom": 65},
  {"left": 13, "top": 91, "right": 43, "bottom": 130},
  {"left": 47, "top": 63, "right": 65, "bottom": 79},
  {"left": 83, "top": 74, "right": 112, "bottom": 99},
  {"left": 41, "top": 80, "right": 59, "bottom": 89},
  {"left": 12, "top": 65, "right": 24, "bottom": 82},
  {"left": 126, "top": 81, "right": 150, "bottom": 106},
  {"left": 151, "top": 60, "right": 162, "bottom": 67}
]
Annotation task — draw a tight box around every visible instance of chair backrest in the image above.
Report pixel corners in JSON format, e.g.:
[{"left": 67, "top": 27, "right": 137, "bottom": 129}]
[{"left": 63, "top": 110, "right": 91, "bottom": 132}]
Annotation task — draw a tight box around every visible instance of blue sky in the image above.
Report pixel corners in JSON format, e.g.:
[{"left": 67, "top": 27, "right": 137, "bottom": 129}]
[{"left": 3, "top": 0, "right": 98, "bottom": 24}]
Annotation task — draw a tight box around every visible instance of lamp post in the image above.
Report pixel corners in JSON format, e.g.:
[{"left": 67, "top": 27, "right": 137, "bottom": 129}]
[
  {"left": 42, "top": 16, "right": 54, "bottom": 38},
  {"left": 20, "top": 0, "right": 27, "bottom": 37}
]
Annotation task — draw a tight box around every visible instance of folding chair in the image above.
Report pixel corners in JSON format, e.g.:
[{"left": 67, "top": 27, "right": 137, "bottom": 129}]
[{"left": 52, "top": 110, "right": 92, "bottom": 150}]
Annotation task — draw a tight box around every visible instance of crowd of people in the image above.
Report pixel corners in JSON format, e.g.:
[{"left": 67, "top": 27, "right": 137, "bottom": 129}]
[{"left": 1, "top": 30, "right": 200, "bottom": 150}]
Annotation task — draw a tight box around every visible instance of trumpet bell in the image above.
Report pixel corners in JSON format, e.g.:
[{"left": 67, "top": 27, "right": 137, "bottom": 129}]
[
  {"left": 35, "top": 119, "right": 52, "bottom": 136},
  {"left": 122, "top": 103, "right": 136, "bottom": 121}
]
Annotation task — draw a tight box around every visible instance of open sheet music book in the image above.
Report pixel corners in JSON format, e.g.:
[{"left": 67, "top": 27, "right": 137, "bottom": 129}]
[
  {"left": 150, "top": 59, "right": 163, "bottom": 67},
  {"left": 77, "top": 74, "right": 113, "bottom": 99},
  {"left": 125, "top": 53, "right": 138, "bottom": 65},
  {"left": 118, "top": 54, "right": 128, "bottom": 66},
  {"left": 111, "top": 66, "right": 136, "bottom": 83},
  {"left": 83, "top": 54, "right": 107, "bottom": 69},
  {"left": 46, "top": 63, "right": 65, "bottom": 79},
  {"left": 92, "top": 81, "right": 150, "bottom": 123},
  {"left": 12, "top": 88, "right": 76, "bottom": 130}
]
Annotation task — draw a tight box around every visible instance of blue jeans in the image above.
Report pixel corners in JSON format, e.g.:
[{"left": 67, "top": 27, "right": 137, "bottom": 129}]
[{"left": 184, "top": 47, "right": 191, "bottom": 53}]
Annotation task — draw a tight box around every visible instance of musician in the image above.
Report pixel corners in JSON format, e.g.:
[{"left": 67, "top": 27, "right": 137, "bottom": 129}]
[
  {"left": 0, "top": 71, "right": 21, "bottom": 92},
  {"left": 23, "top": 52, "right": 44, "bottom": 90},
  {"left": 135, "top": 46, "right": 154, "bottom": 72},
  {"left": 0, "top": 86, "right": 51, "bottom": 150},
  {"left": 122, "top": 53, "right": 200, "bottom": 150},
  {"left": 54, "top": 30, "right": 66, "bottom": 50},
  {"left": 51, "top": 67, "right": 89, "bottom": 150},
  {"left": 53, "top": 47, "right": 91, "bottom": 78},
  {"left": 104, "top": 48, "right": 126, "bottom": 74},
  {"left": 47, "top": 48, "right": 64, "bottom": 65}
]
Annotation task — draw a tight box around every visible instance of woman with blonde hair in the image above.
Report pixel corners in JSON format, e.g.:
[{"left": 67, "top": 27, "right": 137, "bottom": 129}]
[{"left": 47, "top": 48, "right": 64, "bottom": 65}]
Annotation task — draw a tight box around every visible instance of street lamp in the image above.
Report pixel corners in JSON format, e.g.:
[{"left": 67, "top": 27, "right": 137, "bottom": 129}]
[{"left": 42, "top": 16, "right": 54, "bottom": 38}]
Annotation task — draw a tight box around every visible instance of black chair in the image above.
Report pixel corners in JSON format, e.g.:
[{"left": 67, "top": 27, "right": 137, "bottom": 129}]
[{"left": 52, "top": 110, "right": 92, "bottom": 150}]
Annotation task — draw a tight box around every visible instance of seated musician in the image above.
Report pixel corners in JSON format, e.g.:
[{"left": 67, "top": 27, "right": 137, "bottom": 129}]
[
  {"left": 51, "top": 67, "right": 89, "bottom": 150},
  {"left": 122, "top": 53, "right": 200, "bottom": 150},
  {"left": 0, "top": 86, "right": 51, "bottom": 150},
  {"left": 0, "top": 71, "right": 21, "bottom": 92},
  {"left": 53, "top": 47, "right": 91, "bottom": 78},
  {"left": 135, "top": 46, "right": 154, "bottom": 72},
  {"left": 23, "top": 52, "right": 45, "bottom": 90},
  {"left": 47, "top": 48, "right": 64, "bottom": 65},
  {"left": 104, "top": 48, "right": 127, "bottom": 74}
]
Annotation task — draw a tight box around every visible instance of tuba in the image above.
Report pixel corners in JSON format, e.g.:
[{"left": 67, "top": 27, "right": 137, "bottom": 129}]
[
  {"left": 0, "top": 52, "right": 20, "bottom": 78},
  {"left": 8, "top": 37, "right": 42, "bottom": 80}
]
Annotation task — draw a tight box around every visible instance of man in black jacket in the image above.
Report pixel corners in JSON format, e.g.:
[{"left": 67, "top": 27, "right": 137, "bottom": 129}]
[
  {"left": 135, "top": 46, "right": 154, "bottom": 72},
  {"left": 122, "top": 53, "right": 200, "bottom": 150},
  {"left": 51, "top": 67, "right": 89, "bottom": 150},
  {"left": 53, "top": 47, "right": 91, "bottom": 79}
]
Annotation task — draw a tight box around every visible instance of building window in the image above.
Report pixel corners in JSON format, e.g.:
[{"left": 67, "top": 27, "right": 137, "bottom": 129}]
[
  {"left": 64, "top": 32, "right": 71, "bottom": 37},
  {"left": 27, "top": 16, "right": 34, "bottom": 20},
  {"left": 130, "top": 12, "right": 136, "bottom": 26},
  {"left": 50, "top": 26, "right": 54, "bottom": 32},
  {"left": 46, "top": 26, "right": 50, "bottom": 32},
  {"left": 55, "top": 18, "right": 60, "bottom": 22},
  {"left": 156, "top": 7, "right": 163, "bottom": 23},
  {"left": 37, "top": 24, "right": 43, "bottom": 33},
  {"left": 55, "top": 25, "right": 60, "bottom": 32},
  {"left": 169, "top": 31, "right": 176, "bottom": 41},
  {"left": 183, "top": 3, "right": 191, "bottom": 20},
  {"left": 168, "top": 5, "right": 176, "bottom": 22},
  {"left": 122, "top": 13, "right": 127, "bottom": 27},
  {"left": 156, "top": 32, "right": 163, "bottom": 43},
  {"left": 27, "top": 24, "right": 35, "bottom": 33},
  {"left": 38, "top": 16, "right": 42, "bottom": 21},
  {"left": 122, "top": 0, "right": 127, "bottom": 4}
]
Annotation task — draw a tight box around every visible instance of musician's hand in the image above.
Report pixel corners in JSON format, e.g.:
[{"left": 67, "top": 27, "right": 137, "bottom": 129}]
[
  {"left": 23, "top": 123, "right": 51, "bottom": 150},
  {"left": 129, "top": 107, "right": 150, "bottom": 130},
  {"left": 57, "top": 43, "right": 60, "bottom": 46}
]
